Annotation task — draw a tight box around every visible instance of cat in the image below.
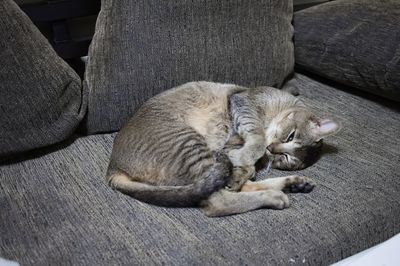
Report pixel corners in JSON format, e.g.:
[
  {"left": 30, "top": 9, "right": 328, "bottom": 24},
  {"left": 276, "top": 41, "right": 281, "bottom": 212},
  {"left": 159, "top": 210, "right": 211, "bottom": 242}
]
[{"left": 106, "top": 81, "right": 341, "bottom": 217}]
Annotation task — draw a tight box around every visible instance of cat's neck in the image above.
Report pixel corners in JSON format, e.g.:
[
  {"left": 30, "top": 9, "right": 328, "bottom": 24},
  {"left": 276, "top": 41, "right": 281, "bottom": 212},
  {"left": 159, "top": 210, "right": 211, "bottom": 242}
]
[{"left": 261, "top": 91, "right": 303, "bottom": 122}]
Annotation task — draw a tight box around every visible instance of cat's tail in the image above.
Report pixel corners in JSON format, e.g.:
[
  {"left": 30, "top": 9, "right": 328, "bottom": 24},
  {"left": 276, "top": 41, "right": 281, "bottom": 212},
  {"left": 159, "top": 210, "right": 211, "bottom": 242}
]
[{"left": 106, "top": 155, "right": 232, "bottom": 207}]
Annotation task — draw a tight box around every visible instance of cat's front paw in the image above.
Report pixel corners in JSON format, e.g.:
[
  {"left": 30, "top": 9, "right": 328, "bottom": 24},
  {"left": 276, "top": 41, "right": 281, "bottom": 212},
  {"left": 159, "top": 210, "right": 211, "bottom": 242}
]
[
  {"left": 283, "top": 176, "right": 315, "bottom": 193},
  {"left": 228, "top": 149, "right": 243, "bottom": 166},
  {"left": 225, "top": 166, "right": 255, "bottom": 191},
  {"left": 228, "top": 149, "right": 253, "bottom": 166},
  {"left": 262, "top": 190, "right": 290, "bottom": 209}
]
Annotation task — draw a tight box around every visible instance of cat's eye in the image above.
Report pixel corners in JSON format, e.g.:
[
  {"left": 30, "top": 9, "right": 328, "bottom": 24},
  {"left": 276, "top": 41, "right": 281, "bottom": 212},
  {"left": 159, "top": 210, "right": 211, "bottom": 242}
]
[{"left": 286, "top": 131, "right": 295, "bottom": 142}]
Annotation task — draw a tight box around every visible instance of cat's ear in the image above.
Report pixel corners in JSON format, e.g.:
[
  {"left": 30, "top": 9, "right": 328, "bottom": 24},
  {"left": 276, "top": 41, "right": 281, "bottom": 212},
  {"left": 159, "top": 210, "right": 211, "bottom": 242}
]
[{"left": 312, "top": 117, "right": 341, "bottom": 140}]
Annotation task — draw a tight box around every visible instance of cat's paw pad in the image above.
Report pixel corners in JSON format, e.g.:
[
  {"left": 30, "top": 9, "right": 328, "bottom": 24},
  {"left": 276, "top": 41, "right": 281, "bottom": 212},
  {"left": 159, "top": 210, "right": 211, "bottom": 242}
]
[
  {"left": 284, "top": 176, "right": 315, "bottom": 193},
  {"left": 263, "top": 190, "right": 290, "bottom": 209}
]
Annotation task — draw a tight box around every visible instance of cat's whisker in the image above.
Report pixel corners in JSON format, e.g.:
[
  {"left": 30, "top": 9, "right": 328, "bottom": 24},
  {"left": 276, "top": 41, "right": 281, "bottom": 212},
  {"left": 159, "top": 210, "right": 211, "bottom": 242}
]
[{"left": 265, "top": 159, "right": 273, "bottom": 176}]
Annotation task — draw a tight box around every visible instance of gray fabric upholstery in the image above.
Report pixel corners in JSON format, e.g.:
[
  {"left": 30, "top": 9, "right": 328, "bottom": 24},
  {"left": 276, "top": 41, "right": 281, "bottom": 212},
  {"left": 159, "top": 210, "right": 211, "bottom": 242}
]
[
  {"left": 0, "top": 0, "right": 87, "bottom": 160},
  {"left": 294, "top": 0, "right": 400, "bottom": 102},
  {"left": 84, "top": 0, "right": 294, "bottom": 134},
  {"left": 1, "top": 73, "right": 399, "bottom": 265}
]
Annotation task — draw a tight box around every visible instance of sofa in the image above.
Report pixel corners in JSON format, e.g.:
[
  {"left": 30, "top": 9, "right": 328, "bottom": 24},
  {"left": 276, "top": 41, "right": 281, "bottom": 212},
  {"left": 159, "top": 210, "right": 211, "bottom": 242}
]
[{"left": 1, "top": 0, "right": 399, "bottom": 265}]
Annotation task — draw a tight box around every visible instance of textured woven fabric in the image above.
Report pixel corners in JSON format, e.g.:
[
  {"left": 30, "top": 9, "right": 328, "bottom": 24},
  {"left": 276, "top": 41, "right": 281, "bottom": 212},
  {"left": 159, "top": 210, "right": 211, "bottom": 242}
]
[
  {"left": 294, "top": 0, "right": 400, "bottom": 102},
  {"left": 0, "top": 0, "right": 87, "bottom": 160},
  {"left": 1, "top": 73, "right": 399, "bottom": 265},
  {"left": 84, "top": 0, "right": 294, "bottom": 134}
]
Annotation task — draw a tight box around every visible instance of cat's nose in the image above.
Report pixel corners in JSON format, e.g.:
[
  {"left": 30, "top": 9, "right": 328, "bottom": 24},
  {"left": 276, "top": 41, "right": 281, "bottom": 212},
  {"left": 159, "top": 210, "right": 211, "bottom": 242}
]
[{"left": 267, "top": 143, "right": 276, "bottom": 153}]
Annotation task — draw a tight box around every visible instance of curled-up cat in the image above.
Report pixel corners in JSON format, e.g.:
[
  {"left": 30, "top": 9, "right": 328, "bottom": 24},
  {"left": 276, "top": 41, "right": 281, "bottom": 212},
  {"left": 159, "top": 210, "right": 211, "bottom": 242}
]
[{"left": 106, "top": 81, "right": 341, "bottom": 217}]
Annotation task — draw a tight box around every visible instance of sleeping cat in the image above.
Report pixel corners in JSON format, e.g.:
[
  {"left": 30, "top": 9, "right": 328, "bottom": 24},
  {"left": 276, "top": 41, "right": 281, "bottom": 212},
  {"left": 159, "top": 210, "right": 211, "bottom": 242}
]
[{"left": 106, "top": 81, "right": 341, "bottom": 216}]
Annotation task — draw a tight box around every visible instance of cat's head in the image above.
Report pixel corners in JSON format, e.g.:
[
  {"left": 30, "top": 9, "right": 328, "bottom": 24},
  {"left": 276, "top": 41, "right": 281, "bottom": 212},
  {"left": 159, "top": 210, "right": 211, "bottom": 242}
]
[{"left": 264, "top": 107, "right": 341, "bottom": 170}]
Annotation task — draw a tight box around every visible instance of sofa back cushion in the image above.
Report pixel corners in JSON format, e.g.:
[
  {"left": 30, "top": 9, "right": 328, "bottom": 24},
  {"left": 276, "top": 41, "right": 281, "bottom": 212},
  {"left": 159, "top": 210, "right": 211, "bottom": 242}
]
[
  {"left": 0, "top": 0, "right": 87, "bottom": 160},
  {"left": 84, "top": 0, "right": 294, "bottom": 134},
  {"left": 294, "top": 0, "right": 400, "bottom": 102}
]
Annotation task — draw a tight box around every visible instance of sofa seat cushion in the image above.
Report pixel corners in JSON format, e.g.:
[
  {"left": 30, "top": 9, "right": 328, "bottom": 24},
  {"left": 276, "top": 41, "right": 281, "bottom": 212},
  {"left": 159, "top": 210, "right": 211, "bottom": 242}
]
[
  {"left": 84, "top": 0, "right": 294, "bottom": 134},
  {"left": 294, "top": 0, "right": 400, "bottom": 102},
  {"left": 1, "top": 74, "right": 399, "bottom": 265}
]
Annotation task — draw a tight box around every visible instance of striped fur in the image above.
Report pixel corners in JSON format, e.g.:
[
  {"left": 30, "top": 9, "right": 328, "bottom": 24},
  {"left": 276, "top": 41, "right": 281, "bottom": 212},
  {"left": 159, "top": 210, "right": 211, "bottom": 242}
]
[{"left": 106, "top": 82, "right": 340, "bottom": 216}]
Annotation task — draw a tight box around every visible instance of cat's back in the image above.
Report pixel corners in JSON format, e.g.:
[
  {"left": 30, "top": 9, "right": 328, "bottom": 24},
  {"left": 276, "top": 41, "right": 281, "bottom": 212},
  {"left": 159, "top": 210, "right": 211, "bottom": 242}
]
[
  {"left": 123, "top": 81, "right": 246, "bottom": 130},
  {"left": 146, "top": 81, "right": 245, "bottom": 113},
  {"left": 109, "top": 81, "right": 246, "bottom": 177}
]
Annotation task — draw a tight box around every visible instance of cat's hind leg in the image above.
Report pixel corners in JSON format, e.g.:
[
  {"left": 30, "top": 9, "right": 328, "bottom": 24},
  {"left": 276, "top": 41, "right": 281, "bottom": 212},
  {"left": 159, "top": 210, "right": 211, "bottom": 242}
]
[
  {"left": 240, "top": 176, "right": 315, "bottom": 193},
  {"left": 201, "top": 189, "right": 289, "bottom": 217}
]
